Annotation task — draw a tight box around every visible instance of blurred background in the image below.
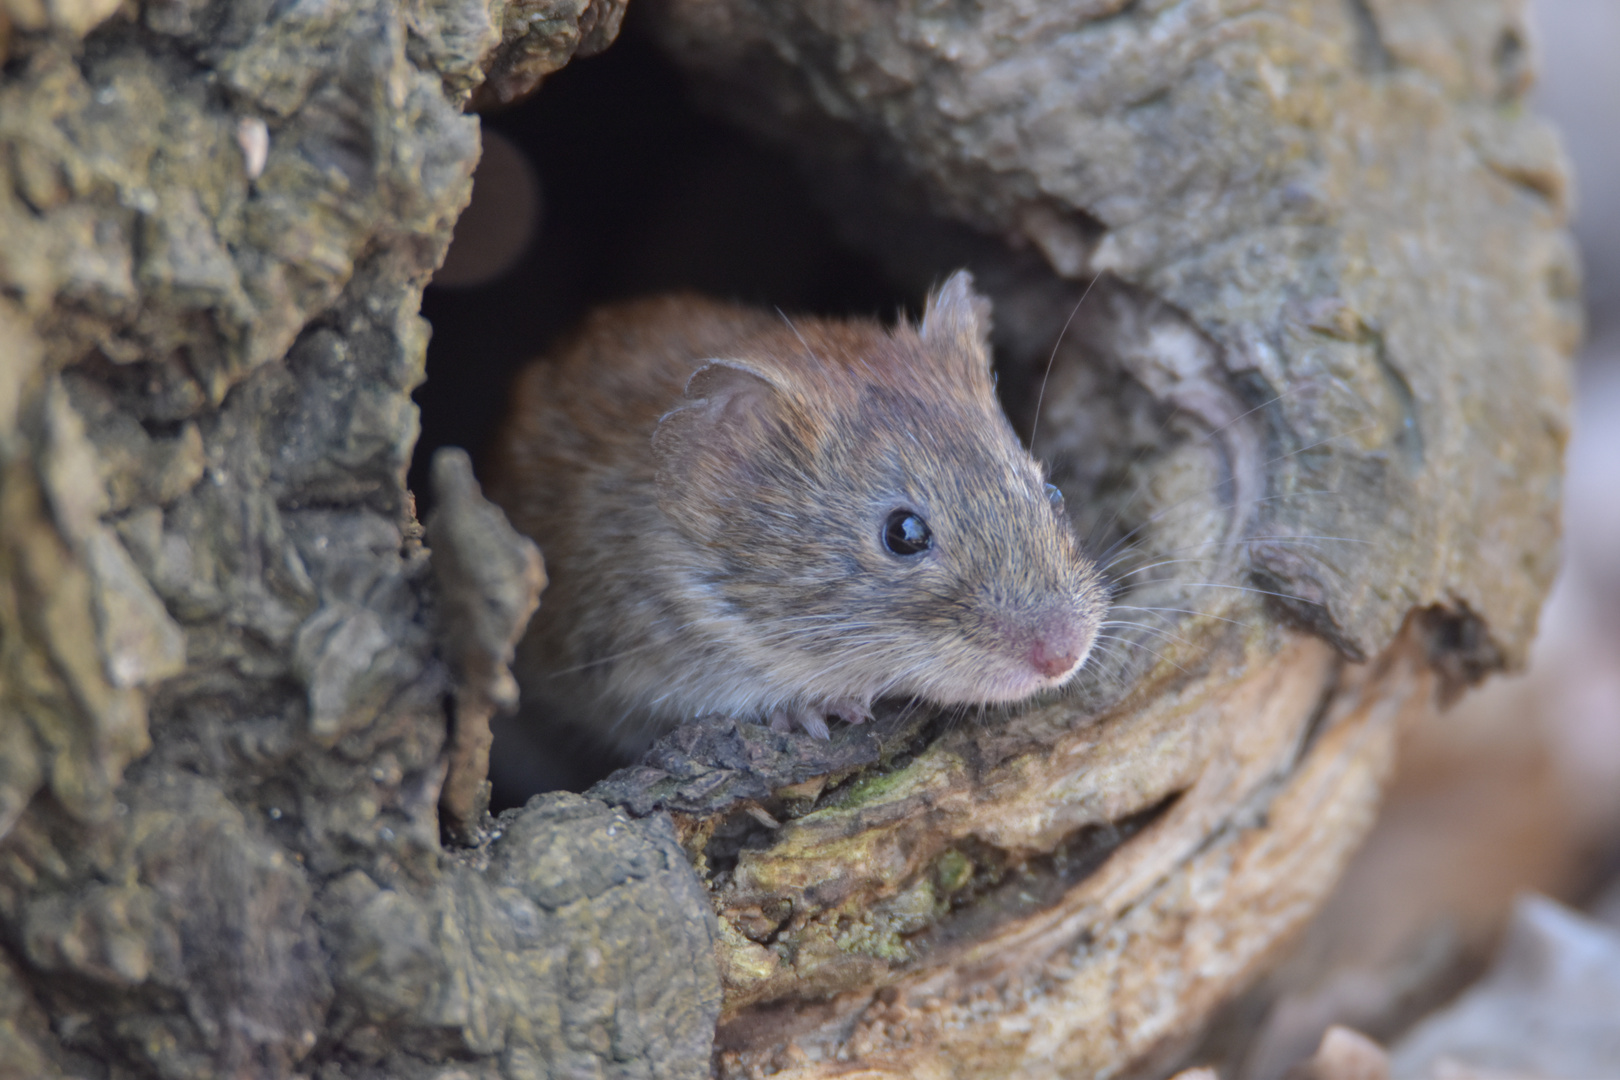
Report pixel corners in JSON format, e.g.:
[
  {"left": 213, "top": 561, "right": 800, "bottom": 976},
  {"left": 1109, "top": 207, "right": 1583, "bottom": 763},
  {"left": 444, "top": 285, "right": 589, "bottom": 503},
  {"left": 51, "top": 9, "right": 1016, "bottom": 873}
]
[{"left": 418, "top": 0, "right": 1620, "bottom": 1071}]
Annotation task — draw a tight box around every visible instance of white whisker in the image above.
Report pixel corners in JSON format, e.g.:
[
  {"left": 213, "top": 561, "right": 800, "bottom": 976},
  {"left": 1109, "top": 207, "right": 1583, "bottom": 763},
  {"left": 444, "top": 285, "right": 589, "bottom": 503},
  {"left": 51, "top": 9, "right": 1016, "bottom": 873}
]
[
  {"left": 1168, "top": 581, "right": 1326, "bottom": 606},
  {"left": 1109, "top": 604, "right": 1248, "bottom": 628},
  {"left": 1030, "top": 272, "right": 1103, "bottom": 446}
]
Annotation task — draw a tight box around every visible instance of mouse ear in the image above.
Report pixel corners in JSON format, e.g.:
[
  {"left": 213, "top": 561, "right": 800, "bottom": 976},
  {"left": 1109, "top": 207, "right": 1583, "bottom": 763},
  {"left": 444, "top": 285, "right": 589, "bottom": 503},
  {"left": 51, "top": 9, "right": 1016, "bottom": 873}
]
[
  {"left": 652, "top": 359, "right": 787, "bottom": 531},
  {"left": 920, "top": 269, "right": 994, "bottom": 379}
]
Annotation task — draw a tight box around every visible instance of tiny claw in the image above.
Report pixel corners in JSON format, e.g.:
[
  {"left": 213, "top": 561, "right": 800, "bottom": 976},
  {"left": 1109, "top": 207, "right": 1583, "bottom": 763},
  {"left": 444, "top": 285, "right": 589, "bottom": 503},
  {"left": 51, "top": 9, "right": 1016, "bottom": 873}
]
[
  {"left": 829, "top": 702, "right": 873, "bottom": 726},
  {"left": 769, "top": 711, "right": 793, "bottom": 733},
  {"left": 799, "top": 712, "right": 831, "bottom": 740}
]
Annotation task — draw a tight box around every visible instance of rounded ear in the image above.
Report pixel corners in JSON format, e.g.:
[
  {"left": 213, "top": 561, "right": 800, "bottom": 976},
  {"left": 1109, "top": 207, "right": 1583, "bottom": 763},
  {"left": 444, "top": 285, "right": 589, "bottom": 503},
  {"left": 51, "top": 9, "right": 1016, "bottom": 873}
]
[
  {"left": 920, "top": 269, "right": 994, "bottom": 378},
  {"left": 651, "top": 359, "right": 785, "bottom": 532}
]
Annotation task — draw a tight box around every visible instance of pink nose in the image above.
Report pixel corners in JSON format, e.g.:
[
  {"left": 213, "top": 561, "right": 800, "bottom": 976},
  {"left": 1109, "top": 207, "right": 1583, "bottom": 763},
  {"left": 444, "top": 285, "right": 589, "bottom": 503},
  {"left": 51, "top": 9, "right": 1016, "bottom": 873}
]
[{"left": 1029, "top": 635, "right": 1082, "bottom": 680}]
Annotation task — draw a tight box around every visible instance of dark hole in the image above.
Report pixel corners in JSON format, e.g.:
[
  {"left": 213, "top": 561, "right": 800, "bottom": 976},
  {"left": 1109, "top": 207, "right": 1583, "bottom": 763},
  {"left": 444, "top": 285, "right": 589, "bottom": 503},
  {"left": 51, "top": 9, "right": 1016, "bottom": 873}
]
[
  {"left": 409, "top": 21, "right": 906, "bottom": 511},
  {"left": 1493, "top": 26, "right": 1527, "bottom": 99},
  {"left": 1418, "top": 603, "right": 1505, "bottom": 703},
  {"left": 412, "top": 16, "right": 909, "bottom": 806}
]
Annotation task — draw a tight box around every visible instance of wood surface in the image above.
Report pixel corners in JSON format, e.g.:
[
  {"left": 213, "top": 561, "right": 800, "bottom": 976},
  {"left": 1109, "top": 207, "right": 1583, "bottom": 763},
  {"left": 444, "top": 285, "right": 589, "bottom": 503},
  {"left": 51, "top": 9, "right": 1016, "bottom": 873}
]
[{"left": 0, "top": 1, "right": 1572, "bottom": 1077}]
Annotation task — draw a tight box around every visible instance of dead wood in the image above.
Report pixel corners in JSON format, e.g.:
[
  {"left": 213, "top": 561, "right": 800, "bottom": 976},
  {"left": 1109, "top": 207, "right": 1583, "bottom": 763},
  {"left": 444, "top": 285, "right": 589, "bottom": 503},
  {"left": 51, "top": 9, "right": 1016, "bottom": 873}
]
[{"left": 0, "top": 1, "right": 1574, "bottom": 1078}]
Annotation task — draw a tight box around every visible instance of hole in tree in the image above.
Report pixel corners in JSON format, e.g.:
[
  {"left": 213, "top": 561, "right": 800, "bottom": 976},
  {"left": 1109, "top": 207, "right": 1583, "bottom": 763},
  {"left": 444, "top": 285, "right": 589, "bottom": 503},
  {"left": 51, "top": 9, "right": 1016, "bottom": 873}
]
[{"left": 411, "top": 18, "right": 909, "bottom": 805}]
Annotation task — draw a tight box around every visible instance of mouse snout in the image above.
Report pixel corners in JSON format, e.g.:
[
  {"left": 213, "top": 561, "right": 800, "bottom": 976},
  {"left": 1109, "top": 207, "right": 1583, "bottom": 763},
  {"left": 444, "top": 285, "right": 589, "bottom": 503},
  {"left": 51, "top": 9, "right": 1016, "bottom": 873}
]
[
  {"left": 1030, "top": 638, "right": 1080, "bottom": 679},
  {"left": 1026, "top": 613, "right": 1092, "bottom": 682}
]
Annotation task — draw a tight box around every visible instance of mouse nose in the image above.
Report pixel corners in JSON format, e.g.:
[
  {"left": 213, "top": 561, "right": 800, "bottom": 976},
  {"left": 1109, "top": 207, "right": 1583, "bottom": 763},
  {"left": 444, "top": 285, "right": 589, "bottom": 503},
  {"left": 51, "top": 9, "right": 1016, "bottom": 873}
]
[
  {"left": 1028, "top": 618, "right": 1089, "bottom": 681},
  {"left": 1029, "top": 638, "right": 1080, "bottom": 679}
]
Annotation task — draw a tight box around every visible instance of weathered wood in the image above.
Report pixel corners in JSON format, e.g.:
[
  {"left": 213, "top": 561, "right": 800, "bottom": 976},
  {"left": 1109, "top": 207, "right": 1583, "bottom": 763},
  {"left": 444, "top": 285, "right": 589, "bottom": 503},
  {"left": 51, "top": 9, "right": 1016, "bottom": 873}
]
[
  {"left": 0, "top": 4, "right": 718, "bottom": 1078},
  {"left": 426, "top": 446, "right": 545, "bottom": 842}
]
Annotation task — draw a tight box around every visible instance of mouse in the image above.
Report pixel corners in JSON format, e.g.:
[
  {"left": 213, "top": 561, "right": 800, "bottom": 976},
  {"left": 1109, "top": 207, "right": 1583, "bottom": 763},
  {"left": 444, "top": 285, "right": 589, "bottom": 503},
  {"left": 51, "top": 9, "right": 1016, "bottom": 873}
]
[{"left": 482, "top": 270, "right": 1110, "bottom": 753}]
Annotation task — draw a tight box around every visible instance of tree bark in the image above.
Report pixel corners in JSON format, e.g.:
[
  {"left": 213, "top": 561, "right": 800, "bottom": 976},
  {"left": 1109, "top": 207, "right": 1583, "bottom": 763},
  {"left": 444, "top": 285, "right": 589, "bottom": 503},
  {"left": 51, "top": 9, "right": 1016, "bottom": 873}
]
[
  {"left": 0, "top": 1, "right": 1573, "bottom": 1079},
  {"left": 0, "top": 3, "right": 718, "bottom": 1079}
]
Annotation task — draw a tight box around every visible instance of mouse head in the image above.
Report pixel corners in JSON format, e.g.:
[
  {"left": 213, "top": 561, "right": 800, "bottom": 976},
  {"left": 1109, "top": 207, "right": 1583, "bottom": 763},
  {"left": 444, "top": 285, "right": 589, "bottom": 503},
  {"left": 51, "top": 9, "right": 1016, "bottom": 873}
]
[{"left": 652, "top": 271, "right": 1109, "bottom": 710}]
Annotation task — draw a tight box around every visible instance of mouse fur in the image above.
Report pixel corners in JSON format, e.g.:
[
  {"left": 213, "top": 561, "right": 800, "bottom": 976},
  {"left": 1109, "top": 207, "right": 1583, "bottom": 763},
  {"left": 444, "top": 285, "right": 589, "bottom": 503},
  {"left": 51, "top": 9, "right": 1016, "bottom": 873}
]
[{"left": 484, "top": 271, "right": 1109, "bottom": 751}]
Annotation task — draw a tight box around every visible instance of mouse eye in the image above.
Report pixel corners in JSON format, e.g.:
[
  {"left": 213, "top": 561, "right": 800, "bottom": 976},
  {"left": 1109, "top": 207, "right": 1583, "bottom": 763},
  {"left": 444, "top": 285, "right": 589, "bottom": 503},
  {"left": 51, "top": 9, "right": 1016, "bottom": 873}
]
[
  {"left": 1044, "top": 483, "right": 1066, "bottom": 513},
  {"left": 883, "top": 510, "right": 932, "bottom": 556}
]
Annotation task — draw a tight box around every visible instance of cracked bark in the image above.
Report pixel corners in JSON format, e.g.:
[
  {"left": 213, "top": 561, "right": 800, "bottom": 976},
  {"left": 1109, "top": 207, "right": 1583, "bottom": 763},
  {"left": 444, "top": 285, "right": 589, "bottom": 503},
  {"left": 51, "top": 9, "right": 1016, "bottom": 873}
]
[{"left": 0, "top": 1, "right": 1573, "bottom": 1078}]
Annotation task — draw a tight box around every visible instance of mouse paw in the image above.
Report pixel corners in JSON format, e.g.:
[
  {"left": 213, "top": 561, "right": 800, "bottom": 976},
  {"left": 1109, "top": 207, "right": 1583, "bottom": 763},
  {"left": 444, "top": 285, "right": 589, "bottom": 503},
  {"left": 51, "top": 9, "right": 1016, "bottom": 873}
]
[
  {"left": 769, "top": 708, "right": 831, "bottom": 740},
  {"left": 825, "top": 700, "right": 873, "bottom": 726},
  {"left": 768, "top": 701, "right": 871, "bottom": 739}
]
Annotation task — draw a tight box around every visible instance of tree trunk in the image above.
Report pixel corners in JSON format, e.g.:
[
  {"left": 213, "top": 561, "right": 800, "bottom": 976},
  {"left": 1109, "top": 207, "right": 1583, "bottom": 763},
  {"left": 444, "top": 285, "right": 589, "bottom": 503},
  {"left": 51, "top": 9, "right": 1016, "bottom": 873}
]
[{"left": 0, "top": 1, "right": 1574, "bottom": 1079}]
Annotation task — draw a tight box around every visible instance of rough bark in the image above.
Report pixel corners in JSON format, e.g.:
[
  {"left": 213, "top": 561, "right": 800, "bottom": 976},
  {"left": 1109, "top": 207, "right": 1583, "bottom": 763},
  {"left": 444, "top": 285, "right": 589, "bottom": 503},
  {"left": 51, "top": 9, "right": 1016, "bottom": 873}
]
[
  {"left": 0, "top": 1, "right": 1574, "bottom": 1080},
  {"left": 0, "top": 3, "right": 716, "bottom": 1078}
]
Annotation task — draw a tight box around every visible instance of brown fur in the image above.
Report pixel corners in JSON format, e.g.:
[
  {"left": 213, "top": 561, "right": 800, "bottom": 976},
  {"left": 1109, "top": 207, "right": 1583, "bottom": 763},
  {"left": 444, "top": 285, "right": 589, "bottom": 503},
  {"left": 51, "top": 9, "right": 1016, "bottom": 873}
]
[{"left": 483, "top": 272, "right": 1108, "bottom": 751}]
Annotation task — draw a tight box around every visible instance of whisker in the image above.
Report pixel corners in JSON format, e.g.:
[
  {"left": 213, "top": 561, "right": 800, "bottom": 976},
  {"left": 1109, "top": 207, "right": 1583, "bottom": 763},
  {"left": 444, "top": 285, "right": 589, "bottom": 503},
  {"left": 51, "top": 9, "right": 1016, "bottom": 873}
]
[
  {"left": 1091, "top": 631, "right": 1187, "bottom": 674},
  {"left": 1081, "top": 385, "right": 1313, "bottom": 550},
  {"left": 1258, "top": 424, "right": 1381, "bottom": 470},
  {"left": 1106, "top": 557, "right": 1223, "bottom": 580},
  {"left": 1030, "top": 271, "right": 1103, "bottom": 446},
  {"left": 1101, "top": 627, "right": 1191, "bottom": 658},
  {"left": 1086, "top": 420, "right": 1371, "bottom": 562},
  {"left": 1089, "top": 484, "right": 1359, "bottom": 569},
  {"left": 1088, "top": 482, "right": 1367, "bottom": 586},
  {"left": 1099, "top": 619, "right": 1197, "bottom": 648},
  {"left": 1169, "top": 581, "right": 1326, "bottom": 606},
  {"left": 1109, "top": 604, "right": 1249, "bottom": 628},
  {"left": 1100, "top": 532, "right": 1373, "bottom": 578},
  {"left": 776, "top": 308, "right": 824, "bottom": 369}
]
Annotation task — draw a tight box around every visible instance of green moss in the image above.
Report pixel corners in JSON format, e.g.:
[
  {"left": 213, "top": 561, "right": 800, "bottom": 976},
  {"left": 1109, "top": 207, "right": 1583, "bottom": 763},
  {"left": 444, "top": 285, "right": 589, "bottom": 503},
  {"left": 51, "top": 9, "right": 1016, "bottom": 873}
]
[
  {"left": 933, "top": 849, "right": 974, "bottom": 895},
  {"left": 820, "top": 757, "right": 922, "bottom": 811},
  {"left": 833, "top": 911, "right": 911, "bottom": 963}
]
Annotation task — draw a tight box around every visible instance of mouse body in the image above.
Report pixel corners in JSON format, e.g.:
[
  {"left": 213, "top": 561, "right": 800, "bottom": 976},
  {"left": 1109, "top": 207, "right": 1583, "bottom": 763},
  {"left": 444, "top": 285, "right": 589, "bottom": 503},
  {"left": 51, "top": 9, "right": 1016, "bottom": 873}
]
[{"left": 484, "top": 271, "right": 1108, "bottom": 751}]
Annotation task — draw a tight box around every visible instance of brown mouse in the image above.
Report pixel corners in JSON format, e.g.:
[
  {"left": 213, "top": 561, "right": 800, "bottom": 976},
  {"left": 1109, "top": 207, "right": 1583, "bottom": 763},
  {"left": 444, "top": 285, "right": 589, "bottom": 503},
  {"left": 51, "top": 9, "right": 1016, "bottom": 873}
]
[{"left": 483, "top": 271, "right": 1109, "bottom": 752}]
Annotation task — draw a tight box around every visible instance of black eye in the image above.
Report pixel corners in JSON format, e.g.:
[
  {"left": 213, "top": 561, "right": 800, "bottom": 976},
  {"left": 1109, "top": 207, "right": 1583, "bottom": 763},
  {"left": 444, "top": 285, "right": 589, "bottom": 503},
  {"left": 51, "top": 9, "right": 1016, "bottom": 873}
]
[
  {"left": 1044, "top": 483, "right": 1066, "bottom": 513},
  {"left": 883, "top": 510, "right": 932, "bottom": 556}
]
